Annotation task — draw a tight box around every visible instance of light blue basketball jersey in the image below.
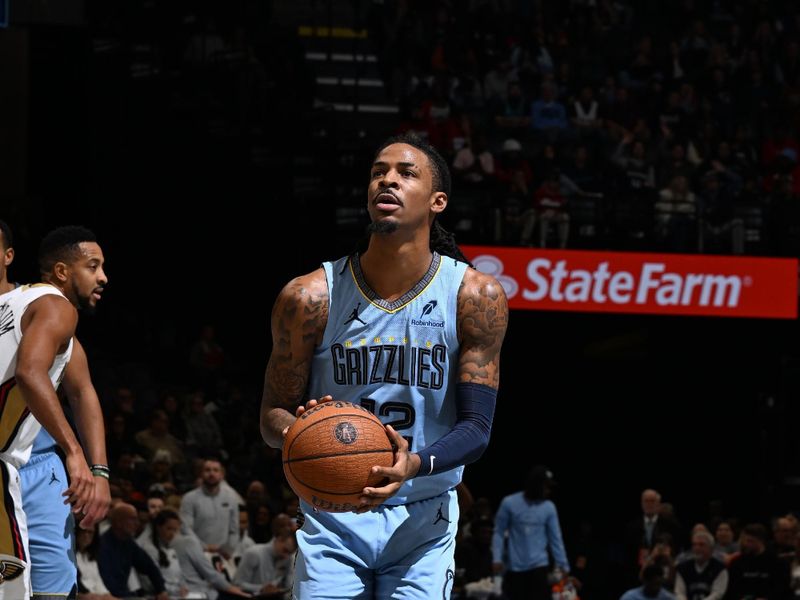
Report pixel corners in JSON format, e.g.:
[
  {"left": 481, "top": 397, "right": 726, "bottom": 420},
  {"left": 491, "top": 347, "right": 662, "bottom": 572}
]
[{"left": 308, "top": 251, "right": 468, "bottom": 507}]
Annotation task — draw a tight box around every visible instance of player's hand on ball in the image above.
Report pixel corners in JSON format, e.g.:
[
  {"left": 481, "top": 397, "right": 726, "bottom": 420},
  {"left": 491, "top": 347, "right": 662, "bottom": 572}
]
[
  {"left": 294, "top": 394, "right": 333, "bottom": 418},
  {"left": 355, "top": 425, "right": 421, "bottom": 513},
  {"left": 281, "top": 395, "right": 334, "bottom": 438}
]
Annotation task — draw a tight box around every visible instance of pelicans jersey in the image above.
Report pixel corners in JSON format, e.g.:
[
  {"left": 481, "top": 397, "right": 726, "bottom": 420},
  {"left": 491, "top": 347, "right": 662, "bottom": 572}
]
[
  {"left": 295, "top": 252, "right": 466, "bottom": 599},
  {"left": 0, "top": 284, "right": 73, "bottom": 468},
  {"left": 308, "top": 251, "right": 468, "bottom": 507},
  {"left": 0, "top": 284, "right": 73, "bottom": 598}
]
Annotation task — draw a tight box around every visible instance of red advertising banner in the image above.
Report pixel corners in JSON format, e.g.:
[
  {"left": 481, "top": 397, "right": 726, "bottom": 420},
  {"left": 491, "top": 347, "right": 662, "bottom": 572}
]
[{"left": 462, "top": 246, "right": 798, "bottom": 319}]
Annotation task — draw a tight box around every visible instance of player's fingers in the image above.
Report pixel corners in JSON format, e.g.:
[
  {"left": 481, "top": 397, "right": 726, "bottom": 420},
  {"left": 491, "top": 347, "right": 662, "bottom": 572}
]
[
  {"left": 62, "top": 482, "right": 85, "bottom": 506},
  {"left": 295, "top": 398, "right": 317, "bottom": 417},
  {"left": 360, "top": 479, "right": 401, "bottom": 500},
  {"left": 78, "top": 509, "right": 99, "bottom": 530},
  {"left": 369, "top": 465, "right": 398, "bottom": 480},
  {"left": 70, "top": 476, "right": 94, "bottom": 513},
  {"left": 385, "top": 425, "right": 407, "bottom": 450},
  {"left": 80, "top": 494, "right": 106, "bottom": 528}
]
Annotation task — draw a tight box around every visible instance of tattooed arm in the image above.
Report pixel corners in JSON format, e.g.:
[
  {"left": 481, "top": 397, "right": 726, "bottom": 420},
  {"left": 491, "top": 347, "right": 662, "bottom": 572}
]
[
  {"left": 455, "top": 267, "right": 509, "bottom": 389},
  {"left": 260, "top": 269, "right": 329, "bottom": 449},
  {"left": 360, "top": 268, "right": 508, "bottom": 508}
]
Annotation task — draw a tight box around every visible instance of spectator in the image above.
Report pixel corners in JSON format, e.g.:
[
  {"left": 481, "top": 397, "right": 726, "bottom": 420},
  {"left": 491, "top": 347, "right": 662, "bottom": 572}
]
[
  {"left": 520, "top": 170, "right": 570, "bottom": 248},
  {"left": 230, "top": 506, "right": 257, "bottom": 569},
  {"left": 531, "top": 82, "right": 569, "bottom": 142},
  {"left": 452, "top": 133, "right": 496, "bottom": 187},
  {"left": 234, "top": 513, "right": 298, "bottom": 595},
  {"left": 655, "top": 175, "right": 698, "bottom": 251},
  {"left": 571, "top": 85, "right": 604, "bottom": 139},
  {"left": 492, "top": 80, "right": 531, "bottom": 133},
  {"left": 180, "top": 458, "right": 240, "bottom": 559},
  {"left": 172, "top": 518, "right": 252, "bottom": 599},
  {"left": 772, "top": 516, "right": 799, "bottom": 562},
  {"left": 620, "top": 564, "right": 677, "bottom": 600},
  {"left": 136, "top": 489, "right": 166, "bottom": 546},
  {"left": 189, "top": 324, "right": 226, "bottom": 380},
  {"left": 625, "top": 490, "right": 683, "bottom": 579},
  {"left": 137, "top": 509, "right": 187, "bottom": 597},
  {"left": 726, "top": 523, "right": 791, "bottom": 600},
  {"left": 185, "top": 390, "right": 225, "bottom": 459},
  {"left": 674, "top": 531, "right": 728, "bottom": 600},
  {"left": 134, "top": 409, "right": 185, "bottom": 464},
  {"left": 76, "top": 523, "right": 117, "bottom": 600},
  {"left": 455, "top": 516, "right": 495, "bottom": 584},
  {"left": 714, "top": 522, "right": 739, "bottom": 565},
  {"left": 97, "top": 503, "right": 168, "bottom": 599}
]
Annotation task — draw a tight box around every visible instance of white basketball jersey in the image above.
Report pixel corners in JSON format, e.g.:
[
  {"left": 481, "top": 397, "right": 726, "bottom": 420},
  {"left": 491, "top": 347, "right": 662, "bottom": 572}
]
[{"left": 0, "top": 285, "right": 73, "bottom": 467}]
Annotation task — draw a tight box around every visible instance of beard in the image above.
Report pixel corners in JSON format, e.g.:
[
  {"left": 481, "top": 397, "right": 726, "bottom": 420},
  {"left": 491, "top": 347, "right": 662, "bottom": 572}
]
[
  {"left": 367, "top": 220, "right": 399, "bottom": 235},
  {"left": 73, "top": 281, "right": 97, "bottom": 315},
  {"left": 77, "top": 296, "right": 97, "bottom": 315}
]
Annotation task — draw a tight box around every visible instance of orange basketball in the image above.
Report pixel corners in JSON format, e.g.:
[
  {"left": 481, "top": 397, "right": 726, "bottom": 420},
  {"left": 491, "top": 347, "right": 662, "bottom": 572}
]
[{"left": 282, "top": 400, "right": 394, "bottom": 512}]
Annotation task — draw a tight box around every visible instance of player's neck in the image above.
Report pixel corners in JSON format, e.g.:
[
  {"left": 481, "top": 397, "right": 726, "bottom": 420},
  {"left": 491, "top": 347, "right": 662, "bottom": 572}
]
[
  {"left": 0, "top": 279, "right": 13, "bottom": 295},
  {"left": 40, "top": 275, "right": 64, "bottom": 293},
  {"left": 360, "top": 238, "right": 432, "bottom": 302}
]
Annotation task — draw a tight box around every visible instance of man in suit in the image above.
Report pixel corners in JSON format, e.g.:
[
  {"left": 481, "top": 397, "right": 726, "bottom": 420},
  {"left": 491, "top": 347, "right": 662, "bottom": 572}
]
[{"left": 625, "top": 489, "right": 683, "bottom": 582}]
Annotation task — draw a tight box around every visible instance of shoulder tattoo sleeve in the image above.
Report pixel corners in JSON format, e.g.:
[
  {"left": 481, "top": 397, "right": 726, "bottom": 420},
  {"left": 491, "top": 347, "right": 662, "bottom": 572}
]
[
  {"left": 456, "top": 272, "right": 509, "bottom": 388},
  {"left": 264, "top": 278, "right": 328, "bottom": 410}
]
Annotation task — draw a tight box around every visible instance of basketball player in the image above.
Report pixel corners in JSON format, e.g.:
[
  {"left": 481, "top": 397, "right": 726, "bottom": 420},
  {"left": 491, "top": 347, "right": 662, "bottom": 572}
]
[
  {"left": 0, "top": 225, "right": 107, "bottom": 598},
  {"left": 260, "top": 133, "right": 509, "bottom": 599},
  {"left": 0, "top": 222, "right": 112, "bottom": 598}
]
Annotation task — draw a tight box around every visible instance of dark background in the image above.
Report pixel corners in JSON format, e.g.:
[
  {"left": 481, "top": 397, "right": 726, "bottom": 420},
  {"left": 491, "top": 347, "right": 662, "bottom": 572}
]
[{"left": 3, "top": 0, "right": 800, "bottom": 574}]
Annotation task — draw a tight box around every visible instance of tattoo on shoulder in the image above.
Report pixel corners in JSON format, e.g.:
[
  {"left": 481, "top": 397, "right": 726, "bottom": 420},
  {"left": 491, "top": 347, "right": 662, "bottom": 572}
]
[
  {"left": 265, "top": 278, "right": 328, "bottom": 410},
  {"left": 457, "top": 273, "right": 509, "bottom": 386}
]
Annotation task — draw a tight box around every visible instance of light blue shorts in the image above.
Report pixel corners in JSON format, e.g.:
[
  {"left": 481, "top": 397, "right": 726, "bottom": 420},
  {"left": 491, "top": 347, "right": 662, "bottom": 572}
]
[
  {"left": 20, "top": 451, "right": 76, "bottom": 598},
  {"left": 294, "top": 489, "right": 458, "bottom": 600}
]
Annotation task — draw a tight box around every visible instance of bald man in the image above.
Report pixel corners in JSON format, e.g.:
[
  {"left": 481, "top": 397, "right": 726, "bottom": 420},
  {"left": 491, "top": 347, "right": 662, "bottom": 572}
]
[{"left": 96, "top": 503, "right": 168, "bottom": 599}]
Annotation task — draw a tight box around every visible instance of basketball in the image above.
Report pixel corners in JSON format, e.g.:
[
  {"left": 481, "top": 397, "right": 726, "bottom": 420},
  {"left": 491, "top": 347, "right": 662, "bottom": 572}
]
[{"left": 282, "top": 400, "right": 394, "bottom": 512}]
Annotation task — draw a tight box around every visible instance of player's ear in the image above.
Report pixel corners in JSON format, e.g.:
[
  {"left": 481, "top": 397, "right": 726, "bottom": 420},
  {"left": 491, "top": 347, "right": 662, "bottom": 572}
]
[
  {"left": 2, "top": 247, "right": 12, "bottom": 267},
  {"left": 52, "top": 261, "right": 70, "bottom": 284},
  {"left": 431, "top": 192, "right": 447, "bottom": 215}
]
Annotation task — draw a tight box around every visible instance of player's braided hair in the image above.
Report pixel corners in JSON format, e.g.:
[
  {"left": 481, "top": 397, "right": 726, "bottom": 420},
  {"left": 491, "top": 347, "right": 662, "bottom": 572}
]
[
  {"left": 429, "top": 219, "right": 471, "bottom": 266},
  {"left": 346, "top": 133, "right": 472, "bottom": 266}
]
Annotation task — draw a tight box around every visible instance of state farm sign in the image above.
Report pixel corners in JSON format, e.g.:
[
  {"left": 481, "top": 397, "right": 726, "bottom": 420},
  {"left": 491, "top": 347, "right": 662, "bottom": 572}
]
[{"left": 462, "top": 246, "right": 798, "bottom": 319}]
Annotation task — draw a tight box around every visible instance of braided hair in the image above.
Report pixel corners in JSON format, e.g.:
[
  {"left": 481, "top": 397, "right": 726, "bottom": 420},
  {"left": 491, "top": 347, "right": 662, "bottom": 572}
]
[{"left": 349, "top": 133, "right": 472, "bottom": 266}]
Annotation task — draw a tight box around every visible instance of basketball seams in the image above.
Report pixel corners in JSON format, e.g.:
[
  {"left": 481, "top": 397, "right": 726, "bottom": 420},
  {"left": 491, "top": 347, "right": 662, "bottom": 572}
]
[{"left": 284, "top": 447, "right": 393, "bottom": 464}]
